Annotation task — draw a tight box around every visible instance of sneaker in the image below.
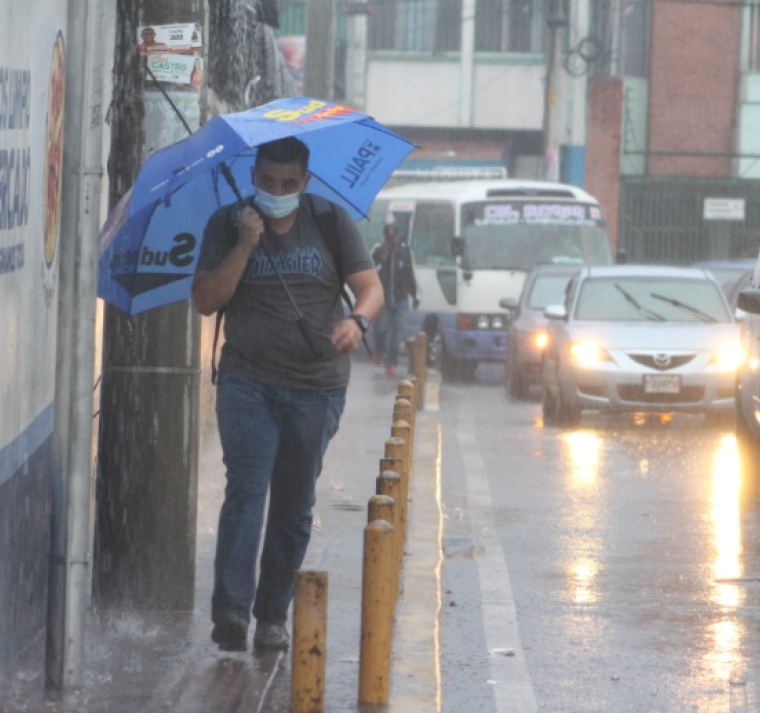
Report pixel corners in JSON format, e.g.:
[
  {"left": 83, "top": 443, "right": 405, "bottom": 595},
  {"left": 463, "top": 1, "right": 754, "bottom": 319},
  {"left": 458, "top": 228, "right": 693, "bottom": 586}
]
[
  {"left": 253, "top": 622, "right": 290, "bottom": 651},
  {"left": 385, "top": 364, "right": 396, "bottom": 376},
  {"left": 211, "top": 616, "right": 248, "bottom": 652}
]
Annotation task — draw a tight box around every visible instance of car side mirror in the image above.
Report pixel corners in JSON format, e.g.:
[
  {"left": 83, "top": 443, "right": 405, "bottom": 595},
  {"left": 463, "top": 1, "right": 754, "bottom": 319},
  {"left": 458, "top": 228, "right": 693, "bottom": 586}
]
[
  {"left": 499, "top": 297, "right": 518, "bottom": 310},
  {"left": 544, "top": 304, "right": 567, "bottom": 320},
  {"left": 738, "top": 290, "right": 760, "bottom": 316},
  {"left": 451, "top": 236, "right": 465, "bottom": 258}
]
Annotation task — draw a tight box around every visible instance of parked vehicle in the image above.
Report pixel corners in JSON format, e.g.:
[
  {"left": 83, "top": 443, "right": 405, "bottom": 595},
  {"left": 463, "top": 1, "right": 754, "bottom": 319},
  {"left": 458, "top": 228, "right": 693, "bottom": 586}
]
[
  {"left": 690, "top": 259, "right": 756, "bottom": 294},
  {"left": 735, "top": 258, "right": 760, "bottom": 477},
  {"left": 360, "top": 179, "right": 614, "bottom": 379},
  {"left": 542, "top": 266, "right": 741, "bottom": 427},
  {"left": 500, "top": 265, "right": 580, "bottom": 398},
  {"left": 726, "top": 270, "right": 753, "bottom": 312}
]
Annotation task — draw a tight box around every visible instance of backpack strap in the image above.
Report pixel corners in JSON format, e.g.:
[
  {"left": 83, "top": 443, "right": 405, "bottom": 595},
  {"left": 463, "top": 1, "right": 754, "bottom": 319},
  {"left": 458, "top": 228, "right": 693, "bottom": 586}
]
[
  {"left": 305, "top": 194, "right": 355, "bottom": 312},
  {"left": 305, "top": 195, "right": 372, "bottom": 356}
]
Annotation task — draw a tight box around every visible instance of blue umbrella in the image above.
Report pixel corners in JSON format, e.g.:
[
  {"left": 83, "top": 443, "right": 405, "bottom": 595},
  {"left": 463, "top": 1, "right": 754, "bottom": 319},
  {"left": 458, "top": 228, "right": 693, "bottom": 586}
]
[{"left": 98, "top": 97, "right": 416, "bottom": 316}]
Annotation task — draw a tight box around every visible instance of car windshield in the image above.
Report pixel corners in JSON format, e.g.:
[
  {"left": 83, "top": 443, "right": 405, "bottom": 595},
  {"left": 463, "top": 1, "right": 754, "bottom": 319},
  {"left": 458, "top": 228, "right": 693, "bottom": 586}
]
[
  {"left": 460, "top": 201, "right": 612, "bottom": 270},
  {"left": 575, "top": 277, "right": 731, "bottom": 323},
  {"left": 527, "top": 274, "right": 574, "bottom": 309}
]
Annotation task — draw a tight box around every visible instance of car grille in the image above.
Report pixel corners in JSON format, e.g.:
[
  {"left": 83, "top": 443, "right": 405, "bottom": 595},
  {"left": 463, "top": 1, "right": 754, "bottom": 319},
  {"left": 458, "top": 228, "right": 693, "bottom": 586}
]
[
  {"left": 627, "top": 353, "right": 696, "bottom": 371},
  {"left": 617, "top": 385, "right": 705, "bottom": 404}
]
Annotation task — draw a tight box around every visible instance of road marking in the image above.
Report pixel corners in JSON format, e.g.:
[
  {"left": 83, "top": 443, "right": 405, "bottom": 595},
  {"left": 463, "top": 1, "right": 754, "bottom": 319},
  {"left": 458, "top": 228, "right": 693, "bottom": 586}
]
[{"left": 457, "top": 398, "right": 538, "bottom": 713}]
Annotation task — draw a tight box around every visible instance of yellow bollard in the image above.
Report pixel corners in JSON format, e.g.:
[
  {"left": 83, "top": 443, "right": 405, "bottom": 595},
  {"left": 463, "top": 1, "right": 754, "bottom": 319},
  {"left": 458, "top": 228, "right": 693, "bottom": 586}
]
[
  {"left": 376, "top": 469, "right": 403, "bottom": 568},
  {"left": 368, "top": 494, "right": 398, "bottom": 614},
  {"left": 359, "top": 519, "right": 396, "bottom": 706},
  {"left": 406, "top": 336, "right": 419, "bottom": 381},
  {"left": 368, "top": 494, "right": 395, "bottom": 526},
  {"left": 385, "top": 437, "right": 409, "bottom": 547},
  {"left": 391, "top": 420, "right": 411, "bottom": 514},
  {"left": 416, "top": 331, "right": 428, "bottom": 389},
  {"left": 291, "top": 571, "right": 328, "bottom": 713},
  {"left": 398, "top": 378, "right": 418, "bottom": 417},
  {"left": 393, "top": 397, "right": 414, "bottom": 449}
]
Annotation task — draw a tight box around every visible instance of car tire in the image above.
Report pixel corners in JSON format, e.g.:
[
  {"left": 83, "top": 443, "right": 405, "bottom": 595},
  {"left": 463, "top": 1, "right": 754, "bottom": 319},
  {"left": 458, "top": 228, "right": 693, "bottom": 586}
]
[
  {"left": 505, "top": 350, "right": 530, "bottom": 399},
  {"left": 542, "top": 384, "right": 558, "bottom": 425},
  {"left": 556, "top": 389, "right": 582, "bottom": 428},
  {"left": 736, "top": 397, "right": 760, "bottom": 494},
  {"left": 508, "top": 369, "right": 530, "bottom": 400}
]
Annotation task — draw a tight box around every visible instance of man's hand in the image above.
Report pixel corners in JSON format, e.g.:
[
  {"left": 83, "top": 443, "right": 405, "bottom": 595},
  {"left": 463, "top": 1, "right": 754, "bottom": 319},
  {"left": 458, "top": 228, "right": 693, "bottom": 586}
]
[
  {"left": 331, "top": 318, "right": 364, "bottom": 354},
  {"left": 238, "top": 206, "right": 264, "bottom": 254}
]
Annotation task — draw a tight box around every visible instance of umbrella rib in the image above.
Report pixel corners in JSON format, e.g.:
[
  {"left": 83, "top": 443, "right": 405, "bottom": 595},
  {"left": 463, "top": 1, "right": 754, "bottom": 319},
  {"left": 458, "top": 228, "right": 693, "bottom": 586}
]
[{"left": 307, "top": 168, "right": 366, "bottom": 218}]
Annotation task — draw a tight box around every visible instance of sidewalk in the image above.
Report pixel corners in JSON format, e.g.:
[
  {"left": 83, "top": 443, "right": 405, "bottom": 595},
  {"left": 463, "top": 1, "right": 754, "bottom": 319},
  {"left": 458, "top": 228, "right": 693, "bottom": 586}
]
[{"left": 4, "top": 358, "right": 442, "bottom": 713}]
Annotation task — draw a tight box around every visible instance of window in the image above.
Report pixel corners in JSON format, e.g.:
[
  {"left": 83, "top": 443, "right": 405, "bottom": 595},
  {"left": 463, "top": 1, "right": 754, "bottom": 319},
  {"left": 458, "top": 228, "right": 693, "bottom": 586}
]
[
  {"left": 473, "top": 0, "right": 546, "bottom": 53},
  {"left": 368, "top": 0, "right": 462, "bottom": 51},
  {"left": 748, "top": 0, "right": 760, "bottom": 73},
  {"left": 411, "top": 203, "right": 456, "bottom": 266},
  {"left": 588, "top": 0, "right": 650, "bottom": 78}
]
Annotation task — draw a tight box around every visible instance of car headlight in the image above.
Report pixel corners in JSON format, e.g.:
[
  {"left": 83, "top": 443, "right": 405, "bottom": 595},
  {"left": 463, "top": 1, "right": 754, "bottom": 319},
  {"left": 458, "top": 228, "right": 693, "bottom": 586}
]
[
  {"left": 569, "top": 342, "right": 611, "bottom": 366},
  {"left": 711, "top": 342, "right": 744, "bottom": 370},
  {"left": 477, "top": 315, "right": 490, "bottom": 330},
  {"left": 534, "top": 331, "right": 549, "bottom": 349},
  {"left": 491, "top": 315, "right": 504, "bottom": 330}
]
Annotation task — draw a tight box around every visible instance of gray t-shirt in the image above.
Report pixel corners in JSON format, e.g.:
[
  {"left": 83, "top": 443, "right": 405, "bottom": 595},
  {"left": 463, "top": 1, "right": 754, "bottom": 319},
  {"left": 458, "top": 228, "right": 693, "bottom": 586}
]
[{"left": 198, "top": 196, "right": 374, "bottom": 390}]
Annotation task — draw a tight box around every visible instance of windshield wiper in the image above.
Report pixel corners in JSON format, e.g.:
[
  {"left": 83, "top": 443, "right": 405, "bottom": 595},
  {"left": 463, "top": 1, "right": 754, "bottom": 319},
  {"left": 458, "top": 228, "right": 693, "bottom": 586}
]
[
  {"left": 613, "top": 284, "right": 666, "bottom": 321},
  {"left": 649, "top": 293, "right": 717, "bottom": 323}
]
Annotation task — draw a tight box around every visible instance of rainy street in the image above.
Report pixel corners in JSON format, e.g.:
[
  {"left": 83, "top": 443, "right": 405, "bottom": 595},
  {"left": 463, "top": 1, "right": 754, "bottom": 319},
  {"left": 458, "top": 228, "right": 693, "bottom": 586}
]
[{"left": 435, "top": 365, "right": 760, "bottom": 713}]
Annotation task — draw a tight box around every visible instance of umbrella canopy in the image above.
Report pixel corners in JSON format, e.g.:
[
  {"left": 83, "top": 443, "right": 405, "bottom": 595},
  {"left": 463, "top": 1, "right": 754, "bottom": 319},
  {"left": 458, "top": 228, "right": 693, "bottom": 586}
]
[{"left": 98, "top": 97, "right": 416, "bottom": 316}]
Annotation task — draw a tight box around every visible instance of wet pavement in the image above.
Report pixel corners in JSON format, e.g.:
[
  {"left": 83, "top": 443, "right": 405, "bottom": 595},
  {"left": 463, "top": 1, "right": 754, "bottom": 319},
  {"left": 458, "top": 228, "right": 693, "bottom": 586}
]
[
  {"left": 7, "top": 360, "right": 760, "bottom": 712},
  {"left": 2, "top": 358, "right": 442, "bottom": 713}
]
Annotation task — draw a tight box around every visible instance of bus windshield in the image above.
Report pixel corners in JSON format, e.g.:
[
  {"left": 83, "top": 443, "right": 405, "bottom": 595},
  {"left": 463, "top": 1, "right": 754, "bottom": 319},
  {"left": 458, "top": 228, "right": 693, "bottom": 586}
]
[{"left": 460, "top": 201, "right": 612, "bottom": 270}]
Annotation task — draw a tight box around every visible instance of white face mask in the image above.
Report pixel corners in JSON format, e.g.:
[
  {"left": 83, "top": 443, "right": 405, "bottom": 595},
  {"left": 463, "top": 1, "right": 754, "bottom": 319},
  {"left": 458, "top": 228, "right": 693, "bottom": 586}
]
[{"left": 254, "top": 186, "right": 302, "bottom": 219}]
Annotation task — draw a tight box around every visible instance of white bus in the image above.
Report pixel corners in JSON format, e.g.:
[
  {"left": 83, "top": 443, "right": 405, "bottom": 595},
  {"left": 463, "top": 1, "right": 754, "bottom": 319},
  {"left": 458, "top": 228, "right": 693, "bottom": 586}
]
[{"left": 360, "top": 179, "right": 615, "bottom": 378}]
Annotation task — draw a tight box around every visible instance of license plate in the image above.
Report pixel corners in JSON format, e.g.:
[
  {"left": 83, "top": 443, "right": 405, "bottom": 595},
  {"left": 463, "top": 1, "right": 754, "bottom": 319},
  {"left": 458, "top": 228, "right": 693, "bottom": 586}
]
[{"left": 643, "top": 374, "right": 681, "bottom": 394}]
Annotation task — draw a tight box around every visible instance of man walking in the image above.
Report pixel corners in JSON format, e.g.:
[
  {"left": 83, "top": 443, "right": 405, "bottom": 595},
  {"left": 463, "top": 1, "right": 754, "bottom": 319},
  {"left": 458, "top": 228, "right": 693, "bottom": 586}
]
[
  {"left": 372, "top": 221, "right": 418, "bottom": 376},
  {"left": 192, "top": 137, "right": 384, "bottom": 652}
]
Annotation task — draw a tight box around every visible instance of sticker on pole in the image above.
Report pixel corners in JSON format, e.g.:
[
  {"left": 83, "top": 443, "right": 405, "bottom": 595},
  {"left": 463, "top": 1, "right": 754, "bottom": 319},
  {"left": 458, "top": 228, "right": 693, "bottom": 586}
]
[
  {"left": 146, "top": 54, "right": 204, "bottom": 85},
  {"left": 138, "top": 23, "right": 203, "bottom": 56}
]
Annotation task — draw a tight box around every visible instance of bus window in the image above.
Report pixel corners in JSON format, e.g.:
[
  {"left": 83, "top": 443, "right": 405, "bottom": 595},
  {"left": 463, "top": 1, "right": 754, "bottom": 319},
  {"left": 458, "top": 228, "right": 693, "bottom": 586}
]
[{"left": 411, "top": 202, "right": 456, "bottom": 267}]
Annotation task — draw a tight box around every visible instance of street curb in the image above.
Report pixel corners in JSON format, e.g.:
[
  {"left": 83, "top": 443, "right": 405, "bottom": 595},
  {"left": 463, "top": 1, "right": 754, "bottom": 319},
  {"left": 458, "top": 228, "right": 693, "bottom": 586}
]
[{"left": 388, "top": 376, "right": 443, "bottom": 711}]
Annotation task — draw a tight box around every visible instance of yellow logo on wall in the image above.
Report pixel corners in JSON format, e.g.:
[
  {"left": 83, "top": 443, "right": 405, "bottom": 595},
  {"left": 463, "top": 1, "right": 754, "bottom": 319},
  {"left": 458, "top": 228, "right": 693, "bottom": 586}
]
[{"left": 43, "top": 33, "right": 65, "bottom": 267}]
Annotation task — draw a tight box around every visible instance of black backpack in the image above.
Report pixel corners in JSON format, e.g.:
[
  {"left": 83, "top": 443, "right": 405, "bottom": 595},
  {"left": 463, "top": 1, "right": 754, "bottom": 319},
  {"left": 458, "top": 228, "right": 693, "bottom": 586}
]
[{"left": 210, "top": 194, "right": 359, "bottom": 384}]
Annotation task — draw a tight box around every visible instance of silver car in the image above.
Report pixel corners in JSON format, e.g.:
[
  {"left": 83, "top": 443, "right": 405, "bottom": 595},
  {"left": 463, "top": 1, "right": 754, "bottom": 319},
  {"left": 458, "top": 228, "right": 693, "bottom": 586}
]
[
  {"left": 501, "top": 265, "right": 580, "bottom": 399},
  {"left": 542, "top": 265, "right": 741, "bottom": 427}
]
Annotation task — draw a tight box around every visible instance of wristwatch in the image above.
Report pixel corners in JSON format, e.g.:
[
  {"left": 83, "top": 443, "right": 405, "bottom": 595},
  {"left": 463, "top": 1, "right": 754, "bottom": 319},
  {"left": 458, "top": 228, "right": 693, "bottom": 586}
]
[{"left": 348, "top": 313, "right": 370, "bottom": 334}]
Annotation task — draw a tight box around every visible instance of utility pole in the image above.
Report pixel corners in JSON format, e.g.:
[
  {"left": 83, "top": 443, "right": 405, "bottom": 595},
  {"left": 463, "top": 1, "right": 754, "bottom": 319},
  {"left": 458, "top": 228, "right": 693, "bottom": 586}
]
[
  {"left": 459, "top": 0, "right": 476, "bottom": 127},
  {"left": 304, "top": 0, "right": 335, "bottom": 99},
  {"left": 344, "top": 2, "right": 370, "bottom": 110},
  {"left": 46, "top": 0, "right": 108, "bottom": 691},
  {"left": 93, "top": 0, "right": 203, "bottom": 611}
]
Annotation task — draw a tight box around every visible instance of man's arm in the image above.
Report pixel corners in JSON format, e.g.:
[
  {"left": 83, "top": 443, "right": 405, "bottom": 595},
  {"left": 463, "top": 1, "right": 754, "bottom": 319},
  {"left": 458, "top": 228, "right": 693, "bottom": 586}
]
[
  {"left": 331, "top": 268, "right": 384, "bottom": 354},
  {"left": 191, "top": 207, "right": 264, "bottom": 316}
]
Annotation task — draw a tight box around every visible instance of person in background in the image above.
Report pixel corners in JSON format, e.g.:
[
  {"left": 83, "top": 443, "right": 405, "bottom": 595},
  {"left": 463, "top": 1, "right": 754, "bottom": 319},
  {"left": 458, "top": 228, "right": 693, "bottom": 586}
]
[
  {"left": 192, "top": 137, "right": 384, "bottom": 653},
  {"left": 371, "top": 221, "right": 418, "bottom": 376}
]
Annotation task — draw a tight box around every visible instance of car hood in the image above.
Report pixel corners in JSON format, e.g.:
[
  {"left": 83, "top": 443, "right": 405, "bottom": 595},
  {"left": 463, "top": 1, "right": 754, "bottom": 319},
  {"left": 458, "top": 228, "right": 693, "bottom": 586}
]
[{"left": 566, "top": 321, "right": 739, "bottom": 351}]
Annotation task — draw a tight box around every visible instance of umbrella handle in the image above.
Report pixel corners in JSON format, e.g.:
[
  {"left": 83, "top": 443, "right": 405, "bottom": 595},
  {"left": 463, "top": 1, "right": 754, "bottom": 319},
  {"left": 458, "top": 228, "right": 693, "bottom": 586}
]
[{"left": 219, "top": 161, "right": 327, "bottom": 361}]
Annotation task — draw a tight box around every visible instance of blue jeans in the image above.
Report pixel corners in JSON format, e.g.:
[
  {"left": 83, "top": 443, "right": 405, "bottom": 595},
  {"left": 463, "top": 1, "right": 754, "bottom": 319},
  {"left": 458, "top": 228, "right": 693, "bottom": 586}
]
[
  {"left": 373, "top": 303, "right": 408, "bottom": 367},
  {"left": 212, "top": 370, "right": 346, "bottom": 626}
]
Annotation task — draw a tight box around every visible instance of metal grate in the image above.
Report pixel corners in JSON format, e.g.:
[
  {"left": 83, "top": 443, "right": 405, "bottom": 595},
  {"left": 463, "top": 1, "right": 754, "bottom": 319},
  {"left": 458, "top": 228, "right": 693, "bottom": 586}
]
[{"left": 627, "top": 353, "right": 696, "bottom": 371}]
